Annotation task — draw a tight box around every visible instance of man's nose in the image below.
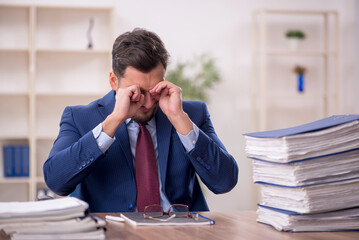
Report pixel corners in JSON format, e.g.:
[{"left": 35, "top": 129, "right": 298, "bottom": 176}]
[{"left": 143, "top": 92, "right": 156, "bottom": 109}]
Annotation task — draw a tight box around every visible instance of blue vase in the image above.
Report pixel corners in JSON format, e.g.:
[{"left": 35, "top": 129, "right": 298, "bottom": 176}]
[{"left": 298, "top": 74, "right": 304, "bottom": 93}]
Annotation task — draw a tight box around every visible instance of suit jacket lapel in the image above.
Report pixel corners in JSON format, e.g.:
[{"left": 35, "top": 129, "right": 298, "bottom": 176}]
[
  {"left": 97, "top": 91, "right": 134, "bottom": 174},
  {"left": 97, "top": 91, "right": 115, "bottom": 121},
  {"left": 156, "top": 108, "right": 172, "bottom": 189},
  {"left": 114, "top": 124, "right": 134, "bottom": 173}
]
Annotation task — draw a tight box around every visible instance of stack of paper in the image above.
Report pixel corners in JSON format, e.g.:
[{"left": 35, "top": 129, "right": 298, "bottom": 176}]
[
  {"left": 246, "top": 115, "right": 359, "bottom": 163},
  {"left": 252, "top": 149, "right": 359, "bottom": 187},
  {"left": 0, "top": 197, "right": 106, "bottom": 239},
  {"left": 257, "top": 205, "right": 359, "bottom": 232},
  {"left": 245, "top": 115, "right": 359, "bottom": 232}
]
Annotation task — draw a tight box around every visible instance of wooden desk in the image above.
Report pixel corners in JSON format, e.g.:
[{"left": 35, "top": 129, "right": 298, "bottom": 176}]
[{"left": 94, "top": 211, "right": 359, "bottom": 240}]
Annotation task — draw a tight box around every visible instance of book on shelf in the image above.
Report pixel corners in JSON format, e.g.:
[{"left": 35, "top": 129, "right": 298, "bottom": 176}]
[
  {"left": 120, "top": 212, "right": 215, "bottom": 226},
  {"left": 13, "top": 146, "right": 22, "bottom": 177},
  {"left": 0, "top": 197, "right": 106, "bottom": 240},
  {"left": 245, "top": 114, "right": 359, "bottom": 232},
  {"left": 257, "top": 205, "right": 359, "bottom": 232},
  {"left": 2, "top": 145, "right": 29, "bottom": 177},
  {"left": 3, "top": 146, "right": 12, "bottom": 177},
  {"left": 21, "top": 145, "right": 29, "bottom": 177}
]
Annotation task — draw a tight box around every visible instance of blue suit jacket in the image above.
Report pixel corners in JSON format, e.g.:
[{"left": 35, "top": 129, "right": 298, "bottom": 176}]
[{"left": 43, "top": 90, "right": 238, "bottom": 212}]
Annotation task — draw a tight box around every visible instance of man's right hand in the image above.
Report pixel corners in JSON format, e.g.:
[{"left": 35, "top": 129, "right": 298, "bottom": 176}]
[{"left": 102, "top": 86, "right": 144, "bottom": 137}]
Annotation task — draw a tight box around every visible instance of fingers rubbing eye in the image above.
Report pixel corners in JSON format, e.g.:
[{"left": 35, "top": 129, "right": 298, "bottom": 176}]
[{"left": 152, "top": 94, "right": 160, "bottom": 101}]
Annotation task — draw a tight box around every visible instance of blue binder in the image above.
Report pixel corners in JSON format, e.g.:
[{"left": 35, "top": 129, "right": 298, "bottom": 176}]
[
  {"left": 3, "top": 146, "right": 13, "bottom": 177},
  {"left": 3, "top": 145, "right": 30, "bottom": 177},
  {"left": 13, "top": 146, "right": 22, "bottom": 177},
  {"left": 245, "top": 115, "right": 359, "bottom": 138},
  {"left": 21, "top": 145, "right": 29, "bottom": 177}
]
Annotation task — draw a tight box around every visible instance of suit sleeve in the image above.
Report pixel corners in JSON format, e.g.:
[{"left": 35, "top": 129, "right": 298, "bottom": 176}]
[
  {"left": 43, "top": 106, "right": 104, "bottom": 196},
  {"left": 187, "top": 103, "right": 239, "bottom": 194}
]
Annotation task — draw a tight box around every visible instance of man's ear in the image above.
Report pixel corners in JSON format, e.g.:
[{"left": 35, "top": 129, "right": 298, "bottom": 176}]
[{"left": 109, "top": 72, "right": 118, "bottom": 91}]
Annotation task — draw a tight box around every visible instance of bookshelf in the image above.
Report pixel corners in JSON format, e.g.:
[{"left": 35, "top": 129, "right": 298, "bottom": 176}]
[
  {"left": 251, "top": 10, "right": 339, "bottom": 131},
  {"left": 0, "top": 4, "right": 115, "bottom": 201}
]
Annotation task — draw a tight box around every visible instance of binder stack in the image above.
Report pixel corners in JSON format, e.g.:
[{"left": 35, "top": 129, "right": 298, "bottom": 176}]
[
  {"left": 245, "top": 115, "right": 359, "bottom": 232},
  {"left": 3, "top": 145, "right": 29, "bottom": 177},
  {"left": 0, "top": 197, "right": 106, "bottom": 239}
]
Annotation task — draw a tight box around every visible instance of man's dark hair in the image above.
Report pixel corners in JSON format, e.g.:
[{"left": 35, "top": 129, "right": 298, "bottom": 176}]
[{"left": 112, "top": 28, "right": 169, "bottom": 78}]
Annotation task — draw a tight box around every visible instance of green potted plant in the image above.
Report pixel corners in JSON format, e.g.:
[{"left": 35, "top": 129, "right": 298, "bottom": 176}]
[
  {"left": 166, "top": 54, "right": 220, "bottom": 102},
  {"left": 285, "top": 29, "right": 306, "bottom": 51}
]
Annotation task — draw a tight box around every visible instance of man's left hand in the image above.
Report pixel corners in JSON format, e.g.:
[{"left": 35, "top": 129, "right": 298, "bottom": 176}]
[{"left": 150, "top": 81, "right": 193, "bottom": 135}]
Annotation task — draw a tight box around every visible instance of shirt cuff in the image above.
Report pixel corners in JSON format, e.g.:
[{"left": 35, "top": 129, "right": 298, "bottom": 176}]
[
  {"left": 177, "top": 123, "right": 199, "bottom": 152},
  {"left": 92, "top": 123, "right": 115, "bottom": 153}
]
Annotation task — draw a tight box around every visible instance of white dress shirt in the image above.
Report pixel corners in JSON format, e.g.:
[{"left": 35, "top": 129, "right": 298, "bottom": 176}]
[{"left": 92, "top": 116, "right": 199, "bottom": 211}]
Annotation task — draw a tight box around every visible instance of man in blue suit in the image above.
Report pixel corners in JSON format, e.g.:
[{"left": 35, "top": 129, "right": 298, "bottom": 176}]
[{"left": 43, "top": 28, "right": 238, "bottom": 213}]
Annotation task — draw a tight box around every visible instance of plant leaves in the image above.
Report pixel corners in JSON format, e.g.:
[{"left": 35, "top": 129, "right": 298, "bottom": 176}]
[{"left": 166, "top": 54, "right": 220, "bottom": 102}]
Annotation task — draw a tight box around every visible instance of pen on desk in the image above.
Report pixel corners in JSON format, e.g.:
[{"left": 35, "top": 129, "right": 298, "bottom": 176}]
[
  {"left": 105, "top": 215, "right": 125, "bottom": 223},
  {"left": 190, "top": 212, "right": 215, "bottom": 225}
]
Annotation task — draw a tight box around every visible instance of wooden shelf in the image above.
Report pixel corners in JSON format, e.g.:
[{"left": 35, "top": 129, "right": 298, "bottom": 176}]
[
  {"left": 262, "top": 51, "right": 335, "bottom": 57},
  {"left": 251, "top": 10, "right": 339, "bottom": 131},
  {"left": 36, "top": 49, "right": 111, "bottom": 54},
  {"left": 0, "top": 177, "right": 29, "bottom": 184},
  {"left": 35, "top": 92, "right": 108, "bottom": 97},
  {"left": 0, "top": 92, "right": 29, "bottom": 97},
  {"left": 0, "top": 4, "right": 115, "bottom": 202},
  {"left": 257, "top": 9, "right": 338, "bottom": 15},
  {"left": 0, "top": 136, "right": 29, "bottom": 140},
  {"left": 35, "top": 135, "right": 57, "bottom": 141},
  {"left": 265, "top": 92, "right": 322, "bottom": 98},
  {"left": 36, "top": 5, "right": 114, "bottom": 11},
  {"left": 0, "top": 48, "right": 29, "bottom": 53},
  {"left": 36, "top": 176, "right": 45, "bottom": 183}
]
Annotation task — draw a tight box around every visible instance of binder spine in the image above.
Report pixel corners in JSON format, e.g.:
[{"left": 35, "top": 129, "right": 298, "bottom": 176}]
[
  {"left": 21, "top": 145, "right": 29, "bottom": 177},
  {"left": 3, "top": 146, "right": 14, "bottom": 177},
  {"left": 13, "top": 146, "right": 22, "bottom": 177}
]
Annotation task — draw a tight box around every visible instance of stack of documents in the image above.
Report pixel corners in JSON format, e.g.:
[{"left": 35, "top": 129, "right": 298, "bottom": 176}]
[
  {"left": 252, "top": 149, "right": 359, "bottom": 187},
  {"left": 245, "top": 115, "right": 359, "bottom": 232},
  {"left": 0, "top": 197, "right": 106, "bottom": 240},
  {"left": 257, "top": 205, "right": 359, "bottom": 232}
]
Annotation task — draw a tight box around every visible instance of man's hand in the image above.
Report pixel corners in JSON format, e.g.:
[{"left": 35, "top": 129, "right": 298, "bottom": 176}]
[
  {"left": 150, "top": 81, "right": 193, "bottom": 135},
  {"left": 103, "top": 85, "right": 144, "bottom": 137},
  {"left": 115, "top": 85, "right": 145, "bottom": 121},
  {"left": 149, "top": 81, "right": 182, "bottom": 117}
]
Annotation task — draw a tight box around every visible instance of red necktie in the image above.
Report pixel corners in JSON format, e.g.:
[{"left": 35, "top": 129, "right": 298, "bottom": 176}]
[{"left": 135, "top": 123, "right": 161, "bottom": 212}]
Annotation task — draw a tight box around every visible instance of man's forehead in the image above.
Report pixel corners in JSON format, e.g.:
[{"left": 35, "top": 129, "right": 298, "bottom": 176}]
[
  {"left": 138, "top": 79, "right": 164, "bottom": 92},
  {"left": 120, "top": 65, "right": 164, "bottom": 86}
]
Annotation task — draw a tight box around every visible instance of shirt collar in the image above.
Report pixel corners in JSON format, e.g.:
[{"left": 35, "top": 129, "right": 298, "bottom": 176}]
[{"left": 125, "top": 116, "right": 156, "bottom": 128}]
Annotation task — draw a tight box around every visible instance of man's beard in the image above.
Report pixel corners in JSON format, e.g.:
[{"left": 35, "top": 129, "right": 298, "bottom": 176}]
[{"left": 132, "top": 104, "right": 158, "bottom": 124}]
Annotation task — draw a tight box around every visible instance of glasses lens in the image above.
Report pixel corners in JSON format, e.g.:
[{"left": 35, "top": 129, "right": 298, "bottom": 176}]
[
  {"left": 144, "top": 205, "right": 163, "bottom": 218},
  {"left": 169, "top": 204, "right": 189, "bottom": 217}
]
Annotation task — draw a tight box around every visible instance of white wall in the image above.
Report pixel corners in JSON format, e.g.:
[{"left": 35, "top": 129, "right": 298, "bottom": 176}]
[{"left": 4, "top": 0, "right": 358, "bottom": 211}]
